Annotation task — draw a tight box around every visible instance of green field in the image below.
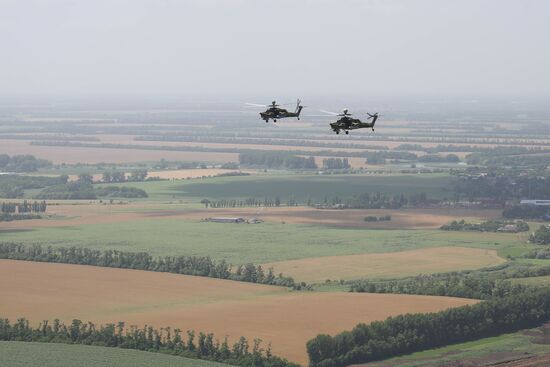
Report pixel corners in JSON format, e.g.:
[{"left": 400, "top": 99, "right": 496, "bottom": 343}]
[
  {"left": 95, "top": 173, "right": 453, "bottom": 201},
  {"left": 365, "top": 326, "right": 550, "bottom": 367},
  {"left": 0, "top": 341, "right": 227, "bottom": 367},
  {"left": 0, "top": 218, "right": 522, "bottom": 264}
]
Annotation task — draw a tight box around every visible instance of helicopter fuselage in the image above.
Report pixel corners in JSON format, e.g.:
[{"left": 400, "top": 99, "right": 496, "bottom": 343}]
[
  {"left": 260, "top": 105, "right": 303, "bottom": 123},
  {"left": 330, "top": 116, "right": 376, "bottom": 134}
]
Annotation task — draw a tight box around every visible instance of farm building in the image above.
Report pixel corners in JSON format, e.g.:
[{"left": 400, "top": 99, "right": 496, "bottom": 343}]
[
  {"left": 497, "top": 224, "right": 519, "bottom": 233},
  {"left": 205, "top": 217, "right": 245, "bottom": 223},
  {"left": 520, "top": 200, "right": 550, "bottom": 206}
]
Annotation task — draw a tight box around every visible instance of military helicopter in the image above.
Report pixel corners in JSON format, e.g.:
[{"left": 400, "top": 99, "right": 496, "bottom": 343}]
[
  {"left": 246, "top": 99, "right": 304, "bottom": 123},
  {"left": 321, "top": 109, "right": 381, "bottom": 134}
]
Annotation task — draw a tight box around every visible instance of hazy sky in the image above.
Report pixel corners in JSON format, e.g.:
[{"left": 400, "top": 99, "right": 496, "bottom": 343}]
[{"left": 1, "top": 0, "right": 549, "bottom": 99}]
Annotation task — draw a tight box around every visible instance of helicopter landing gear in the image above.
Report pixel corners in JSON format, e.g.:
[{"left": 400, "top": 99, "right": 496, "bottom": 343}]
[
  {"left": 273, "top": 119, "right": 277, "bottom": 122},
  {"left": 335, "top": 130, "right": 340, "bottom": 134},
  {"left": 345, "top": 130, "right": 349, "bottom": 135},
  {"left": 372, "top": 128, "right": 374, "bottom": 131}
]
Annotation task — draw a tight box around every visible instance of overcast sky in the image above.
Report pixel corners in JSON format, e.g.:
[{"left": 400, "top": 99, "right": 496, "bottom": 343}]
[{"left": 1, "top": 0, "right": 549, "bottom": 99}]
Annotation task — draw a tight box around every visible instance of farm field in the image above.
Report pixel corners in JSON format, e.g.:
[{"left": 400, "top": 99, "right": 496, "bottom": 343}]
[
  {"left": 0, "top": 139, "right": 239, "bottom": 164},
  {"left": 0, "top": 217, "right": 524, "bottom": 264},
  {"left": 94, "top": 172, "right": 454, "bottom": 201},
  {"left": 360, "top": 324, "right": 550, "bottom": 367},
  {"left": 0, "top": 341, "right": 226, "bottom": 367},
  {"left": 0, "top": 202, "right": 502, "bottom": 229},
  {"left": 264, "top": 246, "right": 506, "bottom": 283},
  {"left": 0, "top": 260, "right": 478, "bottom": 365}
]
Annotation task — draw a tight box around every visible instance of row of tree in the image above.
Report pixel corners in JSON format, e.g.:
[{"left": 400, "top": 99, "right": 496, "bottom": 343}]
[
  {"left": 1, "top": 200, "right": 47, "bottom": 214},
  {"left": 0, "top": 318, "right": 298, "bottom": 367},
  {"left": 0, "top": 174, "right": 68, "bottom": 198},
  {"left": 0, "top": 243, "right": 299, "bottom": 288},
  {"left": 348, "top": 262, "right": 550, "bottom": 300},
  {"left": 452, "top": 169, "right": 550, "bottom": 201},
  {"left": 239, "top": 152, "right": 318, "bottom": 170},
  {"left": 0, "top": 154, "right": 52, "bottom": 172},
  {"left": 322, "top": 158, "right": 350, "bottom": 170},
  {"left": 345, "top": 192, "right": 429, "bottom": 209},
  {"left": 503, "top": 205, "right": 550, "bottom": 220},
  {"left": 440, "top": 219, "right": 529, "bottom": 232},
  {"left": 306, "top": 288, "right": 550, "bottom": 366},
  {"left": 202, "top": 197, "right": 283, "bottom": 208},
  {"left": 530, "top": 225, "right": 550, "bottom": 245}
]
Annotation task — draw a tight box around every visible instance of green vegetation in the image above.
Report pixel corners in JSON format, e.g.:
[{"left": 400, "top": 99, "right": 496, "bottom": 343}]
[
  {"left": 0, "top": 243, "right": 298, "bottom": 288},
  {"left": 0, "top": 154, "right": 51, "bottom": 172},
  {"left": 0, "top": 220, "right": 521, "bottom": 264},
  {"left": 35, "top": 181, "right": 97, "bottom": 200},
  {"left": 365, "top": 327, "right": 550, "bottom": 367},
  {"left": 504, "top": 205, "right": 550, "bottom": 220},
  {"left": 0, "top": 175, "right": 68, "bottom": 198},
  {"left": 530, "top": 225, "right": 550, "bottom": 245},
  {"left": 239, "top": 152, "right": 317, "bottom": 169},
  {"left": 95, "top": 186, "right": 148, "bottom": 198},
  {"left": 0, "top": 318, "right": 298, "bottom": 367},
  {"left": 364, "top": 215, "right": 391, "bottom": 222},
  {"left": 348, "top": 261, "right": 550, "bottom": 299},
  {"left": 109, "top": 173, "right": 452, "bottom": 202},
  {"left": 306, "top": 288, "right": 550, "bottom": 366},
  {"left": 441, "top": 219, "right": 530, "bottom": 232},
  {"left": 0, "top": 341, "right": 227, "bottom": 367}
]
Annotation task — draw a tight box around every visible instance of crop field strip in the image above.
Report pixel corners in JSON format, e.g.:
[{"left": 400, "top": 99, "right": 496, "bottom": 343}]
[
  {"left": 0, "top": 341, "right": 227, "bottom": 367},
  {"left": 0, "top": 218, "right": 525, "bottom": 264},
  {"left": 0, "top": 260, "right": 477, "bottom": 364}
]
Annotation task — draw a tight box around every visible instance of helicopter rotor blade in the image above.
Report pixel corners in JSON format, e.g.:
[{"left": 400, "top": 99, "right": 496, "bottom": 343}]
[
  {"left": 319, "top": 109, "right": 340, "bottom": 116},
  {"left": 245, "top": 103, "right": 268, "bottom": 107}
]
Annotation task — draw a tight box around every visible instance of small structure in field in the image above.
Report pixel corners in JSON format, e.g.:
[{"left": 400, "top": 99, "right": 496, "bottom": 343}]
[
  {"left": 204, "top": 217, "right": 245, "bottom": 223},
  {"left": 520, "top": 200, "right": 550, "bottom": 206},
  {"left": 202, "top": 217, "right": 263, "bottom": 224},
  {"left": 497, "top": 224, "right": 519, "bottom": 233}
]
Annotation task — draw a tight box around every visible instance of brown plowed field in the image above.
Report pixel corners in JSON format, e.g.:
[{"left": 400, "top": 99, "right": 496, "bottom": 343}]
[{"left": 0, "top": 260, "right": 477, "bottom": 365}]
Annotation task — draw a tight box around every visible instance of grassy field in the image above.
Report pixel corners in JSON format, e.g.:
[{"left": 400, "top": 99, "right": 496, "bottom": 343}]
[
  {"left": 0, "top": 219, "right": 522, "bottom": 264},
  {"left": 264, "top": 246, "right": 506, "bottom": 283},
  {"left": 0, "top": 341, "right": 227, "bottom": 367},
  {"left": 95, "top": 173, "right": 453, "bottom": 201},
  {"left": 362, "top": 325, "right": 550, "bottom": 367},
  {"left": 0, "top": 260, "right": 477, "bottom": 365}
]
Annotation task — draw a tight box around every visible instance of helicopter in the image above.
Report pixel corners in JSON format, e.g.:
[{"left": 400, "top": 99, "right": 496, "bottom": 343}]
[
  {"left": 321, "top": 109, "right": 381, "bottom": 134},
  {"left": 246, "top": 99, "right": 304, "bottom": 123}
]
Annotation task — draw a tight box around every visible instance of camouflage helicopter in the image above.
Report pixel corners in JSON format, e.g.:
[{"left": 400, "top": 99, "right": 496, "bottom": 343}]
[
  {"left": 246, "top": 99, "right": 304, "bottom": 123},
  {"left": 321, "top": 108, "right": 381, "bottom": 134}
]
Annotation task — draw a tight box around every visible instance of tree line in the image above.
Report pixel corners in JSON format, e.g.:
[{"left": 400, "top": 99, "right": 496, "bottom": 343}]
[
  {"left": 239, "top": 152, "right": 318, "bottom": 170},
  {"left": 452, "top": 169, "right": 550, "bottom": 202},
  {"left": 202, "top": 197, "right": 286, "bottom": 208},
  {"left": 0, "top": 317, "right": 298, "bottom": 367},
  {"left": 440, "top": 219, "right": 529, "bottom": 232},
  {"left": 319, "top": 192, "right": 429, "bottom": 209},
  {"left": 0, "top": 243, "right": 301, "bottom": 289},
  {"left": 0, "top": 174, "right": 68, "bottom": 198},
  {"left": 530, "top": 225, "right": 550, "bottom": 245},
  {"left": 136, "top": 134, "right": 389, "bottom": 151},
  {"left": 0, "top": 154, "right": 52, "bottom": 172},
  {"left": 503, "top": 205, "right": 550, "bottom": 220},
  {"left": 306, "top": 287, "right": 550, "bottom": 366},
  {"left": 1, "top": 200, "right": 47, "bottom": 214},
  {"left": 348, "top": 262, "right": 550, "bottom": 300},
  {"left": 322, "top": 158, "right": 350, "bottom": 170}
]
